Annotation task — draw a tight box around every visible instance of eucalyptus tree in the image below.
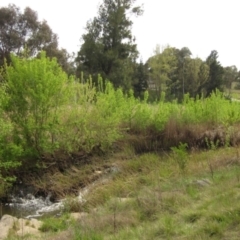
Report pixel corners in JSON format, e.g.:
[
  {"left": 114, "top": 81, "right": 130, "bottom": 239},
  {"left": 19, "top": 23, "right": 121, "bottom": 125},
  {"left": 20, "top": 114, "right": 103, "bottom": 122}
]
[{"left": 0, "top": 4, "right": 73, "bottom": 74}]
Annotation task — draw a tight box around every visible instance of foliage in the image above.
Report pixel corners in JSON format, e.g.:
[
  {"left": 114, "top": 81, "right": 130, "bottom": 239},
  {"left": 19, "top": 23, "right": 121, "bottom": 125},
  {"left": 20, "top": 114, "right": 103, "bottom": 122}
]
[
  {"left": 2, "top": 52, "right": 70, "bottom": 157},
  {"left": 1, "top": 53, "right": 240, "bottom": 159},
  {"left": 133, "top": 61, "right": 148, "bottom": 99},
  {"left": 0, "top": 82, "right": 22, "bottom": 192},
  {"left": 40, "top": 214, "right": 73, "bottom": 232},
  {"left": 58, "top": 76, "right": 124, "bottom": 153},
  {"left": 147, "top": 46, "right": 229, "bottom": 101},
  {"left": 76, "top": 0, "right": 143, "bottom": 91},
  {"left": 0, "top": 4, "right": 73, "bottom": 74},
  {"left": 223, "top": 65, "right": 240, "bottom": 94},
  {"left": 0, "top": 51, "right": 240, "bottom": 197},
  {"left": 147, "top": 45, "right": 178, "bottom": 100},
  {"left": 171, "top": 142, "right": 188, "bottom": 173},
  {"left": 74, "top": 228, "right": 104, "bottom": 240},
  {"left": 200, "top": 50, "right": 224, "bottom": 97}
]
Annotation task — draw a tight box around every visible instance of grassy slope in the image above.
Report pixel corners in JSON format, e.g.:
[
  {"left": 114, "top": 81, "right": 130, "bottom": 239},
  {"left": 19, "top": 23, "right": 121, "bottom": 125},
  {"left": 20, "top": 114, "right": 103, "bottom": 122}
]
[
  {"left": 8, "top": 145, "right": 240, "bottom": 240},
  {"left": 75, "top": 147, "right": 240, "bottom": 240}
]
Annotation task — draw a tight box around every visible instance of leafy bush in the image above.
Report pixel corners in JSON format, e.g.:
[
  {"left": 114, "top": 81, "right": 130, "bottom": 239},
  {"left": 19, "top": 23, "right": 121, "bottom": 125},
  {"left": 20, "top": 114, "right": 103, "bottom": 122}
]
[
  {"left": 0, "top": 83, "right": 22, "bottom": 193},
  {"left": 2, "top": 52, "right": 71, "bottom": 157}
]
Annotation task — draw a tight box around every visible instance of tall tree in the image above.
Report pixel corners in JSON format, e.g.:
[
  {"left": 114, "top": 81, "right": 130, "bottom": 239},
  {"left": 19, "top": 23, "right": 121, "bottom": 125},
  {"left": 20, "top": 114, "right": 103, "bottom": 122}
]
[
  {"left": 133, "top": 60, "right": 148, "bottom": 98},
  {"left": 0, "top": 4, "right": 74, "bottom": 74},
  {"left": 204, "top": 50, "right": 224, "bottom": 97},
  {"left": 76, "top": 0, "right": 143, "bottom": 91},
  {"left": 167, "top": 47, "right": 192, "bottom": 101},
  {"left": 195, "top": 61, "right": 210, "bottom": 96},
  {"left": 176, "top": 47, "right": 192, "bottom": 97},
  {"left": 147, "top": 45, "right": 178, "bottom": 100}
]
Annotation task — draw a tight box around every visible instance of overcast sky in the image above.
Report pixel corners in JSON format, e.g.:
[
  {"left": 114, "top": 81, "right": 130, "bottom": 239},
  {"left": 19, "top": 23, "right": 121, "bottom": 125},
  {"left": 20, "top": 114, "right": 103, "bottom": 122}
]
[{"left": 1, "top": 0, "right": 240, "bottom": 69}]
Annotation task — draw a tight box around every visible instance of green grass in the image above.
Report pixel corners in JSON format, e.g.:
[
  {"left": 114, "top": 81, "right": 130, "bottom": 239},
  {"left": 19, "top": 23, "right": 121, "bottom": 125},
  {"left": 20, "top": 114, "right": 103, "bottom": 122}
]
[
  {"left": 39, "top": 213, "right": 73, "bottom": 233},
  {"left": 35, "top": 146, "right": 240, "bottom": 240},
  {"left": 5, "top": 146, "right": 240, "bottom": 240}
]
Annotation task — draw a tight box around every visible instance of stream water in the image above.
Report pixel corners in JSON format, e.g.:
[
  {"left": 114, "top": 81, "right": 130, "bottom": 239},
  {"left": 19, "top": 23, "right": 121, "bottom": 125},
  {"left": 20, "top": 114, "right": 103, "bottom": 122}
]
[
  {"left": 0, "top": 165, "right": 119, "bottom": 219},
  {"left": 1, "top": 193, "right": 65, "bottom": 219}
]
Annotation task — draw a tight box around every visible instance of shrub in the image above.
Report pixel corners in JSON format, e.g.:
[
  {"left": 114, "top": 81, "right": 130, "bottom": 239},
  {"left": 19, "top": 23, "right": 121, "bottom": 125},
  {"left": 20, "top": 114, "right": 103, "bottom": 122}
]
[{"left": 2, "top": 52, "right": 71, "bottom": 157}]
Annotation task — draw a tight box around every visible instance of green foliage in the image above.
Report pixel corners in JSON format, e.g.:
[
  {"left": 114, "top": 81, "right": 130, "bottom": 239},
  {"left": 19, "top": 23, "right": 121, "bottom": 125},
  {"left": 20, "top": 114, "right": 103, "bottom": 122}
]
[
  {"left": 202, "top": 50, "right": 224, "bottom": 97},
  {"left": 76, "top": 0, "right": 143, "bottom": 91},
  {"left": 148, "top": 45, "right": 178, "bottom": 100},
  {"left": 1, "top": 55, "right": 240, "bottom": 161},
  {"left": 0, "top": 4, "right": 73, "bottom": 73},
  {"left": 74, "top": 228, "right": 104, "bottom": 240},
  {"left": 2, "top": 52, "right": 70, "bottom": 157},
  {"left": 39, "top": 214, "right": 72, "bottom": 232},
  {"left": 171, "top": 142, "right": 188, "bottom": 173},
  {"left": 59, "top": 77, "right": 123, "bottom": 153},
  {"left": 0, "top": 82, "right": 22, "bottom": 190},
  {"left": 133, "top": 61, "right": 148, "bottom": 99},
  {"left": 223, "top": 65, "right": 239, "bottom": 93},
  {"left": 0, "top": 50, "right": 240, "bottom": 198},
  {"left": 147, "top": 46, "right": 230, "bottom": 101}
]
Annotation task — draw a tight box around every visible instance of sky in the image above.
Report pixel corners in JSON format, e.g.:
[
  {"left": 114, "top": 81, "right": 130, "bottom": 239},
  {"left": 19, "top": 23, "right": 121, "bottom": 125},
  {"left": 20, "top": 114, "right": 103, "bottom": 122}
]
[{"left": 1, "top": 0, "right": 240, "bottom": 69}]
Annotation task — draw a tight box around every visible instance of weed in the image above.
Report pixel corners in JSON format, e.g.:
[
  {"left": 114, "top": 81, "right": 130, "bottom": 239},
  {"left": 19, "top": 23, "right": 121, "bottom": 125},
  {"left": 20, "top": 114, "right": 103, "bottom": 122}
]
[
  {"left": 171, "top": 142, "right": 188, "bottom": 173},
  {"left": 205, "top": 137, "right": 219, "bottom": 150}
]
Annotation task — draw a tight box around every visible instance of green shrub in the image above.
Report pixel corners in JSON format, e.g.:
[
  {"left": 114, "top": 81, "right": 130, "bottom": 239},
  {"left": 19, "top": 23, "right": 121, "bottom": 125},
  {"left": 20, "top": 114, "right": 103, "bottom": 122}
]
[{"left": 2, "top": 52, "right": 71, "bottom": 157}]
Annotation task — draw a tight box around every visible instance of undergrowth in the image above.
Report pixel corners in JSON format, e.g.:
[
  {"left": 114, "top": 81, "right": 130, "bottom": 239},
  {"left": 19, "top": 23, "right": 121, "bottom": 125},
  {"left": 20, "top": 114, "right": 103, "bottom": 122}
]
[{"left": 1, "top": 53, "right": 240, "bottom": 239}]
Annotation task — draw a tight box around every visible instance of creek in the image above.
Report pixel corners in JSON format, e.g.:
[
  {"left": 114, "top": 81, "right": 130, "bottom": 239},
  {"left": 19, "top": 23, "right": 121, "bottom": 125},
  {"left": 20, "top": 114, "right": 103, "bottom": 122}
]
[{"left": 0, "top": 165, "right": 119, "bottom": 219}]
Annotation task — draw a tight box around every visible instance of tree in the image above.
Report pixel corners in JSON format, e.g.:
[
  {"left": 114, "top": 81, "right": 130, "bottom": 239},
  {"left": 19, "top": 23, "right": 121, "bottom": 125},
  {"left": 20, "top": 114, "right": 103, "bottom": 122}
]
[
  {"left": 204, "top": 50, "right": 224, "bottom": 97},
  {"left": 166, "top": 47, "right": 192, "bottom": 101},
  {"left": 195, "top": 61, "right": 210, "bottom": 96},
  {"left": 147, "top": 45, "right": 178, "bottom": 100},
  {"left": 0, "top": 4, "right": 74, "bottom": 74},
  {"left": 176, "top": 47, "right": 192, "bottom": 97},
  {"left": 133, "top": 60, "right": 148, "bottom": 98},
  {"left": 76, "top": 0, "right": 143, "bottom": 91},
  {"left": 222, "top": 65, "right": 240, "bottom": 94}
]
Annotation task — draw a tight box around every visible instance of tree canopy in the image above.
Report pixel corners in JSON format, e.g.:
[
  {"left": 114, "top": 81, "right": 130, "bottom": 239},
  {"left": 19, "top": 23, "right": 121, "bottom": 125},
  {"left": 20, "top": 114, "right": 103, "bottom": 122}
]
[
  {"left": 0, "top": 4, "right": 74, "bottom": 74},
  {"left": 76, "top": 0, "right": 143, "bottom": 91},
  {"left": 1, "top": 2, "right": 239, "bottom": 100}
]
